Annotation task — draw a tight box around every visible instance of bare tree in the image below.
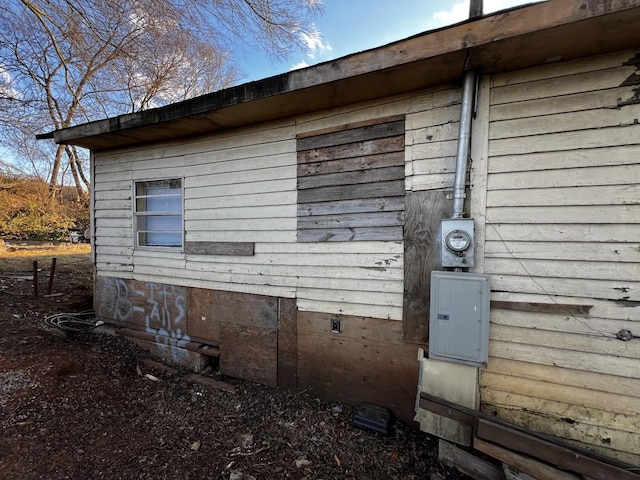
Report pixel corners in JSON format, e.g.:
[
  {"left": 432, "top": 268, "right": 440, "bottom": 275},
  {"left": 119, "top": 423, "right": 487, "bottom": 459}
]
[{"left": 0, "top": 0, "right": 321, "bottom": 192}]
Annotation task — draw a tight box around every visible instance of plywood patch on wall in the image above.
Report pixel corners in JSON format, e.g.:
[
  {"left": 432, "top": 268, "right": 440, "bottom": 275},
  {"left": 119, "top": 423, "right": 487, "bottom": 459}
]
[
  {"left": 403, "top": 190, "right": 451, "bottom": 344},
  {"left": 215, "top": 290, "right": 279, "bottom": 386},
  {"left": 297, "top": 311, "right": 420, "bottom": 424},
  {"left": 187, "top": 287, "right": 220, "bottom": 343},
  {"left": 278, "top": 297, "right": 298, "bottom": 389}
]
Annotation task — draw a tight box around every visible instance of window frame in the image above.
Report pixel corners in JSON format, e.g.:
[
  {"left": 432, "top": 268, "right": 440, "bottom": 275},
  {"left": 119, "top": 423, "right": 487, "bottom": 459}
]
[{"left": 132, "top": 177, "right": 184, "bottom": 250}]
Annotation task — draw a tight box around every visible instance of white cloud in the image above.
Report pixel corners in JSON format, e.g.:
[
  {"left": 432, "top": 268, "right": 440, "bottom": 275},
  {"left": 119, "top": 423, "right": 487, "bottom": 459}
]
[
  {"left": 433, "top": 0, "right": 544, "bottom": 26},
  {"left": 0, "top": 66, "right": 21, "bottom": 100},
  {"left": 300, "top": 27, "right": 332, "bottom": 60},
  {"left": 290, "top": 25, "right": 332, "bottom": 70},
  {"left": 290, "top": 61, "right": 310, "bottom": 70}
]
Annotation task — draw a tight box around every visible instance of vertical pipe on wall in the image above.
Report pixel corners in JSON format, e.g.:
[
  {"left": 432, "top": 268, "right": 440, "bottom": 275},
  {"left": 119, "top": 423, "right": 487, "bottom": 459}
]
[
  {"left": 469, "top": 0, "right": 484, "bottom": 18},
  {"left": 451, "top": 69, "right": 477, "bottom": 219}
]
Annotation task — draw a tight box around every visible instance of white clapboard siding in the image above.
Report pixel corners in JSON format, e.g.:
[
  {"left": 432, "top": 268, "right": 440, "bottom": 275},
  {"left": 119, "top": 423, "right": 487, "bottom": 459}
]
[
  {"left": 486, "top": 205, "right": 640, "bottom": 224},
  {"left": 485, "top": 356, "right": 640, "bottom": 401},
  {"left": 491, "top": 309, "right": 639, "bottom": 340},
  {"left": 488, "top": 144, "right": 640, "bottom": 174},
  {"left": 490, "top": 106, "right": 640, "bottom": 141},
  {"left": 93, "top": 95, "right": 416, "bottom": 319},
  {"left": 485, "top": 258, "right": 640, "bottom": 282},
  {"left": 489, "top": 124, "right": 640, "bottom": 156},
  {"left": 491, "top": 324, "right": 640, "bottom": 361},
  {"left": 486, "top": 184, "right": 640, "bottom": 207},
  {"left": 489, "top": 275, "right": 639, "bottom": 302},
  {"left": 485, "top": 240, "right": 640, "bottom": 262},
  {"left": 184, "top": 260, "right": 402, "bottom": 283},
  {"left": 406, "top": 86, "right": 461, "bottom": 192},
  {"left": 185, "top": 204, "right": 298, "bottom": 221},
  {"left": 296, "top": 297, "right": 403, "bottom": 321},
  {"left": 491, "top": 49, "right": 637, "bottom": 88},
  {"left": 480, "top": 49, "right": 640, "bottom": 462},
  {"left": 490, "top": 86, "right": 639, "bottom": 122},
  {"left": 484, "top": 223, "right": 637, "bottom": 243},
  {"left": 483, "top": 389, "right": 640, "bottom": 434}
]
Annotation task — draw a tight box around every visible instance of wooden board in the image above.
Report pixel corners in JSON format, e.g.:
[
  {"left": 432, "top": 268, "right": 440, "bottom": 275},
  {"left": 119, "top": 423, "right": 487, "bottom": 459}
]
[
  {"left": 219, "top": 322, "right": 278, "bottom": 386},
  {"left": 475, "top": 419, "right": 640, "bottom": 480},
  {"left": 296, "top": 120, "right": 405, "bottom": 151},
  {"left": 473, "top": 437, "right": 580, "bottom": 480},
  {"left": 210, "top": 289, "right": 278, "bottom": 329},
  {"left": 186, "top": 287, "right": 219, "bottom": 343},
  {"left": 403, "top": 190, "right": 451, "bottom": 344},
  {"left": 296, "top": 311, "right": 419, "bottom": 424},
  {"left": 184, "top": 241, "right": 255, "bottom": 256},
  {"left": 438, "top": 440, "right": 505, "bottom": 480},
  {"left": 278, "top": 297, "right": 298, "bottom": 389}
]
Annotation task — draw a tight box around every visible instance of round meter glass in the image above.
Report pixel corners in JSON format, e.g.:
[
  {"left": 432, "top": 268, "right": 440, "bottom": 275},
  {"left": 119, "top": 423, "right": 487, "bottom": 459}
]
[{"left": 445, "top": 230, "right": 471, "bottom": 252}]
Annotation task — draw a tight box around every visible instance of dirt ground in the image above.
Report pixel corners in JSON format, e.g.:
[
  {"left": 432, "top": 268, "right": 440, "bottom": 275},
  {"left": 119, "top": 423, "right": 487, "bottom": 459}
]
[{"left": 0, "top": 242, "right": 466, "bottom": 480}]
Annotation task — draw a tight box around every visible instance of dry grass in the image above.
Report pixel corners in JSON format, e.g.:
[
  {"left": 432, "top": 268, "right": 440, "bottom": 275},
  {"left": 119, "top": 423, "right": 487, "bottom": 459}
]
[{"left": 0, "top": 242, "right": 91, "bottom": 271}]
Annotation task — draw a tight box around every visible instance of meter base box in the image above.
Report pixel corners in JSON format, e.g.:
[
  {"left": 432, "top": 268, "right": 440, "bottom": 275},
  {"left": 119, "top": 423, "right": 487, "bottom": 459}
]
[{"left": 351, "top": 402, "right": 393, "bottom": 436}]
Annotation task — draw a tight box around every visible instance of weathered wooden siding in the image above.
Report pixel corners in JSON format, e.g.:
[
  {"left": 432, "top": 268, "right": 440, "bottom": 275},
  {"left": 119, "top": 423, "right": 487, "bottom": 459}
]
[{"left": 479, "top": 49, "right": 640, "bottom": 464}]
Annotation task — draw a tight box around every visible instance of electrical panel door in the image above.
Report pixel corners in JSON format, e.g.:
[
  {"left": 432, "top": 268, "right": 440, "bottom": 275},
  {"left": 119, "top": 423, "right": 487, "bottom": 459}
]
[{"left": 429, "top": 271, "right": 490, "bottom": 367}]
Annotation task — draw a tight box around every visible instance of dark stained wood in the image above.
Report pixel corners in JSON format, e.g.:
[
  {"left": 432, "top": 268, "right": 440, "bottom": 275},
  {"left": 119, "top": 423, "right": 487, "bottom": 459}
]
[
  {"left": 438, "top": 440, "right": 506, "bottom": 480},
  {"left": 298, "top": 226, "right": 403, "bottom": 242},
  {"left": 297, "top": 165, "right": 404, "bottom": 190},
  {"left": 184, "top": 241, "right": 255, "bottom": 256},
  {"left": 297, "top": 135, "right": 404, "bottom": 165},
  {"left": 475, "top": 420, "right": 640, "bottom": 480},
  {"left": 210, "top": 290, "right": 278, "bottom": 329},
  {"left": 219, "top": 322, "right": 278, "bottom": 386},
  {"left": 403, "top": 190, "right": 450, "bottom": 344},
  {"left": 297, "top": 311, "right": 420, "bottom": 424},
  {"left": 277, "top": 332, "right": 298, "bottom": 389},
  {"left": 278, "top": 297, "right": 297, "bottom": 334},
  {"left": 295, "top": 114, "right": 405, "bottom": 139},
  {"left": 297, "top": 180, "right": 405, "bottom": 203},
  {"left": 278, "top": 297, "right": 298, "bottom": 388},
  {"left": 296, "top": 120, "right": 405, "bottom": 151},
  {"left": 490, "top": 301, "right": 593, "bottom": 316},
  {"left": 298, "top": 149, "right": 404, "bottom": 176},
  {"left": 187, "top": 287, "right": 219, "bottom": 343},
  {"left": 298, "top": 197, "right": 404, "bottom": 217},
  {"left": 473, "top": 437, "right": 580, "bottom": 480},
  {"left": 298, "top": 211, "right": 404, "bottom": 230},
  {"left": 420, "top": 393, "right": 476, "bottom": 426}
]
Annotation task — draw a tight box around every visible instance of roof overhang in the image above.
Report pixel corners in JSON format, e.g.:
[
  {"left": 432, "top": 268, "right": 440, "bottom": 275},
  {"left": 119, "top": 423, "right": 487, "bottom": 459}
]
[{"left": 41, "top": 0, "right": 640, "bottom": 151}]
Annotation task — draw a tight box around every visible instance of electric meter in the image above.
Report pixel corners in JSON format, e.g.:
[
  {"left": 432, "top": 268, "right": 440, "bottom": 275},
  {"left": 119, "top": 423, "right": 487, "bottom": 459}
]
[
  {"left": 441, "top": 218, "right": 475, "bottom": 268},
  {"left": 445, "top": 230, "right": 472, "bottom": 253}
]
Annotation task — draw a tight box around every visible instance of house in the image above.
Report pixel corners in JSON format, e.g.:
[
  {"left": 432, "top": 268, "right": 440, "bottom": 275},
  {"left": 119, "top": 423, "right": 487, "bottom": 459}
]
[{"left": 41, "top": 0, "right": 640, "bottom": 471}]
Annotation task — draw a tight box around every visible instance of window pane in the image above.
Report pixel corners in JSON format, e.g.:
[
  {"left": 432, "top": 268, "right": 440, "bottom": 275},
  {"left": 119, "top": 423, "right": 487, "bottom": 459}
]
[{"left": 134, "top": 179, "right": 183, "bottom": 248}]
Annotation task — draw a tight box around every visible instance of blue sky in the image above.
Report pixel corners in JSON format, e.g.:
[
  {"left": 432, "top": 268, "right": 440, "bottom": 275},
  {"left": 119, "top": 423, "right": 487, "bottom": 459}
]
[{"left": 236, "top": 0, "right": 543, "bottom": 82}]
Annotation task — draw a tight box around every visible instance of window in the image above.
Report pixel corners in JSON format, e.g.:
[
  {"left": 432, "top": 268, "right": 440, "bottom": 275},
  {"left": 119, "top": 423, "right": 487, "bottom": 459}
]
[{"left": 134, "top": 178, "right": 183, "bottom": 248}]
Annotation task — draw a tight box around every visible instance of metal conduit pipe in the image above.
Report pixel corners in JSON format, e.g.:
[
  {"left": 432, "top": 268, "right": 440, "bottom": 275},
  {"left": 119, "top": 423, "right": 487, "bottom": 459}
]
[{"left": 451, "top": 69, "right": 477, "bottom": 219}]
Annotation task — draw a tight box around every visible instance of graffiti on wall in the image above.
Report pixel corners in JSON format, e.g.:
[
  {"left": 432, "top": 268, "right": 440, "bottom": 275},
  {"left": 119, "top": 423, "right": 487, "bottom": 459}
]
[{"left": 97, "top": 277, "right": 191, "bottom": 363}]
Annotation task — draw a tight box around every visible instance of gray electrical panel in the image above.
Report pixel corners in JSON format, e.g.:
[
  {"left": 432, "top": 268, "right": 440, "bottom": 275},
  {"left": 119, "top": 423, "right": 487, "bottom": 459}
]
[{"left": 429, "top": 271, "right": 490, "bottom": 367}]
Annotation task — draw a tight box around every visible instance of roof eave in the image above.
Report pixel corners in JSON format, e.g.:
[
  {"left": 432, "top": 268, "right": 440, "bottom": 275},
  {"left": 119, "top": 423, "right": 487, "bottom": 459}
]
[{"left": 48, "top": 0, "right": 640, "bottom": 150}]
